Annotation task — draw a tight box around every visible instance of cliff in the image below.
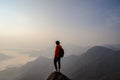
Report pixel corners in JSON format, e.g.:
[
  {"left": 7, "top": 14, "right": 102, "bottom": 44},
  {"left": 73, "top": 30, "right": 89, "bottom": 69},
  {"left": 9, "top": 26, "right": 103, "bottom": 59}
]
[{"left": 47, "top": 71, "right": 71, "bottom": 80}]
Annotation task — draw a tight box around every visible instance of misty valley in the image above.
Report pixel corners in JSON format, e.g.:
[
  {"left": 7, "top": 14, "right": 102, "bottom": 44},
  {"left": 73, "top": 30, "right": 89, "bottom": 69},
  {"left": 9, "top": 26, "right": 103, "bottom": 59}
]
[{"left": 0, "top": 46, "right": 120, "bottom": 80}]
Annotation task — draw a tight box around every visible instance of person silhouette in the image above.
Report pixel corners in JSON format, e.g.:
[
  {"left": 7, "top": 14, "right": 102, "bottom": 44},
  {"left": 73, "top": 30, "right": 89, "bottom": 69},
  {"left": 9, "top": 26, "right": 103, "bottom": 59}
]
[{"left": 54, "top": 40, "right": 62, "bottom": 72}]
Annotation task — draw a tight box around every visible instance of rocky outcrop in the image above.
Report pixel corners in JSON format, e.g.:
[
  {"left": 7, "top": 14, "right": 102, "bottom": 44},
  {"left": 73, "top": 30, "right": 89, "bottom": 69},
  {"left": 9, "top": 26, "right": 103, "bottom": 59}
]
[{"left": 47, "top": 71, "right": 71, "bottom": 80}]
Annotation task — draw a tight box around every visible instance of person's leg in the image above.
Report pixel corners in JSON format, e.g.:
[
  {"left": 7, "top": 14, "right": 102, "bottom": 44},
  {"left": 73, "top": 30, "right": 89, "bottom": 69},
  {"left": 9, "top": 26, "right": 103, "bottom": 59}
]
[
  {"left": 54, "top": 58, "right": 57, "bottom": 71},
  {"left": 58, "top": 57, "right": 61, "bottom": 72}
]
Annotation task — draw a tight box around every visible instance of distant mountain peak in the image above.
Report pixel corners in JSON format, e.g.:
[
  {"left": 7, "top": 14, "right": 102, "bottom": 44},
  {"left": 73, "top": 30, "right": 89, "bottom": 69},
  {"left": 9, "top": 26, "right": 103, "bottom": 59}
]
[
  {"left": 47, "top": 71, "right": 71, "bottom": 80},
  {"left": 90, "top": 46, "right": 111, "bottom": 49},
  {"left": 87, "top": 46, "right": 113, "bottom": 53}
]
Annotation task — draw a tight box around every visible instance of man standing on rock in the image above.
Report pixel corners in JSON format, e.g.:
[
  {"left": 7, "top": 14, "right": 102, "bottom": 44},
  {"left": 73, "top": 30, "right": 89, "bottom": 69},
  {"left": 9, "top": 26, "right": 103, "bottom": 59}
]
[{"left": 54, "top": 40, "right": 64, "bottom": 72}]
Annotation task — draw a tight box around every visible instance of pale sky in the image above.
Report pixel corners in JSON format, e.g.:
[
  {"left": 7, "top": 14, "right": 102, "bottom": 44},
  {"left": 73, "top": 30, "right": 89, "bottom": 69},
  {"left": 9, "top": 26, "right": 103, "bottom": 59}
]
[{"left": 0, "top": 0, "right": 120, "bottom": 49}]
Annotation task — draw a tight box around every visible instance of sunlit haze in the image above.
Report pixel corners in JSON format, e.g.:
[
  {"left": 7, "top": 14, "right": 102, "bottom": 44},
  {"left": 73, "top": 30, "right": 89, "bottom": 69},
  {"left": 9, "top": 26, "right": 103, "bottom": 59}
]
[{"left": 0, "top": 0, "right": 120, "bottom": 70}]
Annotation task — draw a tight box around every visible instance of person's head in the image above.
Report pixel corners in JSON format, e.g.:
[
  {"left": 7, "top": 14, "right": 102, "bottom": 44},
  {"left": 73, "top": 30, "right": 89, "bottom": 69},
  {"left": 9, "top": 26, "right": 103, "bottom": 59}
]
[{"left": 55, "top": 40, "right": 60, "bottom": 45}]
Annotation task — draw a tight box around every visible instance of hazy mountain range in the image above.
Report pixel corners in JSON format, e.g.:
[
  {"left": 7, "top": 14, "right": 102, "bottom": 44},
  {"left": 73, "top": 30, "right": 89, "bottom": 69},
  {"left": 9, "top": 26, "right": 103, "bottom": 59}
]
[
  {"left": 104, "top": 44, "right": 120, "bottom": 50},
  {"left": 19, "top": 44, "right": 88, "bottom": 57},
  {"left": 0, "top": 46, "right": 120, "bottom": 80},
  {"left": 0, "top": 53, "right": 14, "bottom": 61}
]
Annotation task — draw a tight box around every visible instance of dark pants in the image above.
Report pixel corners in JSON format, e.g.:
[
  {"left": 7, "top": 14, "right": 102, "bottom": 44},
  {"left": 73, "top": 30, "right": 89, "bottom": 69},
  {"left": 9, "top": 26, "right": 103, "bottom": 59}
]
[{"left": 54, "top": 57, "right": 61, "bottom": 71}]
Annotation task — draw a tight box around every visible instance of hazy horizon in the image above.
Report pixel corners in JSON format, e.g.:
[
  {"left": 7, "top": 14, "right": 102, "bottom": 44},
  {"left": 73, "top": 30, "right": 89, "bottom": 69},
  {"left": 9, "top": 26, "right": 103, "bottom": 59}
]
[{"left": 0, "top": 0, "right": 120, "bottom": 71}]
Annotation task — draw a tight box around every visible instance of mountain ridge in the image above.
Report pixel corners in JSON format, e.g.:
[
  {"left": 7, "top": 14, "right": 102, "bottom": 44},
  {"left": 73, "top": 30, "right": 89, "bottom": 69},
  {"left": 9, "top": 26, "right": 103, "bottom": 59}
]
[{"left": 0, "top": 46, "right": 120, "bottom": 80}]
